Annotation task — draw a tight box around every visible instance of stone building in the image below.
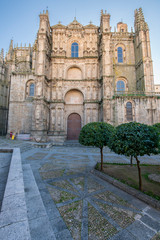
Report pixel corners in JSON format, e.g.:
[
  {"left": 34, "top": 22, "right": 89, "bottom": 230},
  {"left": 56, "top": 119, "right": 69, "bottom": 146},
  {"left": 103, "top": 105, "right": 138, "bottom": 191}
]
[
  {"left": 0, "top": 49, "right": 9, "bottom": 135},
  {"left": 155, "top": 84, "right": 160, "bottom": 94},
  {"left": 4, "top": 8, "right": 160, "bottom": 143}
]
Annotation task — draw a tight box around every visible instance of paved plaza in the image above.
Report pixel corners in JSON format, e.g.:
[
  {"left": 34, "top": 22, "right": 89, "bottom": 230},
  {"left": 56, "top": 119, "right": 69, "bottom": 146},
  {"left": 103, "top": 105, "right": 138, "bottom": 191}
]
[{"left": 0, "top": 137, "right": 160, "bottom": 239}]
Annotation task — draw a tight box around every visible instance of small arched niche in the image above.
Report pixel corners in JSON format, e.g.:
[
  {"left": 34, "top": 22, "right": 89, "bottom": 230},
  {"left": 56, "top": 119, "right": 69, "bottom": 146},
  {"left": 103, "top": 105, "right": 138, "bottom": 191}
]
[
  {"left": 65, "top": 89, "right": 84, "bottom": 104},
  {"left": 67, "top": 67, "right": 82, "bottom": 80}
]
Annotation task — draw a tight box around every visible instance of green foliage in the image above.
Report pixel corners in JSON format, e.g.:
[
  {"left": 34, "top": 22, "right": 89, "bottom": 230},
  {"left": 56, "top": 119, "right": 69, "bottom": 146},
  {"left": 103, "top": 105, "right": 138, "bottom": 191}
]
[
  {"left": 109, "top": 122, "right": 159, "bottom": 158},
  {"left": 153, "top": 123, "right": 160, "bottom": 135},
  {"left": 79, "top": 122, "right": 114, "bottom": 149},
  {"left": 153, "top": 123, "right": 160, "bottom": 128},
  {"left": 152, "top": 123, "right": 160, "bottom": 152}
]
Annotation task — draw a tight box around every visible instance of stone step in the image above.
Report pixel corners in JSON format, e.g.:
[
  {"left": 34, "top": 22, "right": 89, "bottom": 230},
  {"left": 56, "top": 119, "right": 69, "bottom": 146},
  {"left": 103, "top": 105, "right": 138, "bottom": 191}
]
[
  {"left": 64, "top": 140, "right": 88, "bottom": 147},
  {"left": 23, "top": 164, "right": 56, "bottom": 240},
  {"left": 16, "top": 134, "right": 31, "bottom": 141}
]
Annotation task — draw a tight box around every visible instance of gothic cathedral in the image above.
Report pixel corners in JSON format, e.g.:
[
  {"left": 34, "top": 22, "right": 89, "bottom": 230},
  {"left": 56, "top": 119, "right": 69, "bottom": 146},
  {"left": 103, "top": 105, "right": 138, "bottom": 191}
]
[{"left": 4, "top": 8, "right": 160, "bottom": 143}]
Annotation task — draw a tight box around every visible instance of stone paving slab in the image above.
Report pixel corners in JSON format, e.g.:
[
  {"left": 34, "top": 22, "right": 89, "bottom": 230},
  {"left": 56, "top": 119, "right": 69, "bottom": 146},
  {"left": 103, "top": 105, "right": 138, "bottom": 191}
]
[
  {"left": 110, "top": 229, "right": 137, "bottom": 240},
  {"left": 126, "top": 220, "right": 156, "bottom": 240},
  {"left": 0, "top": 220, "right": 31, "bottom": 240},
  {"left": 140, "top": 215, "right": 160, "bottom": 231}
]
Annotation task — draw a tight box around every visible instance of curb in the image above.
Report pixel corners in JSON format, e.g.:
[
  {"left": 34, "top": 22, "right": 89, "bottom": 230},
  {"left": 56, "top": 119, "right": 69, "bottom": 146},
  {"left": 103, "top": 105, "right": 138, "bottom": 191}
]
[
  {"left": 91, "top": 169, "right": 160, "bottom": 210},
  {"left": 0, "top": 148, "right": 31, "bottom": 240}
]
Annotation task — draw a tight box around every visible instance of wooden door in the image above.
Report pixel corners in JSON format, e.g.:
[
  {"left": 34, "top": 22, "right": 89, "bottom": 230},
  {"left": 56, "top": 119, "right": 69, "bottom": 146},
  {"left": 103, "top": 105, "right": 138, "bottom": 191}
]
[{"left": 67, "top": 113, "right": 81, "bottom": 140}]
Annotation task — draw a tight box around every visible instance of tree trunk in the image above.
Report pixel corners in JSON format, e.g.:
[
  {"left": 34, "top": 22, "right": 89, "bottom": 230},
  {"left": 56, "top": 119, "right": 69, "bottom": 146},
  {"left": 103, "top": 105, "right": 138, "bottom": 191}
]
[
  {"left": 100, "top": 147, "right": 103, "bottom": 171},
  {"left": 135, "top": 156, "right": 142, "bottom": 191},
  {"left": 130, "top": 156, "right": 133, "bottom": 167}
]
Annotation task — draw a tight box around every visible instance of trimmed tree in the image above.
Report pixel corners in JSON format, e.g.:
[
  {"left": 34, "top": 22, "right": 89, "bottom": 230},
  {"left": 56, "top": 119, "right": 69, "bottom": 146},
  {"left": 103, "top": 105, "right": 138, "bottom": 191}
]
[
  {"left": 79, "top": 122, "right": 114, "bottom": 171},
  {"left": 153, "top": 123, "right": 160, "bottom": 152},
  {"left": 109, "top": 122, "right": 159, "bottom": 191}
]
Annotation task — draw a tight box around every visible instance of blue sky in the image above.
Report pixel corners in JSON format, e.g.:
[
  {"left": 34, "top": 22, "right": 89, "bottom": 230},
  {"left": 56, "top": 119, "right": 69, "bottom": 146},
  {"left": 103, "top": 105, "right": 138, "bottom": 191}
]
[{"left": 0, "top": 0, "right": 160, "bottom": 83}]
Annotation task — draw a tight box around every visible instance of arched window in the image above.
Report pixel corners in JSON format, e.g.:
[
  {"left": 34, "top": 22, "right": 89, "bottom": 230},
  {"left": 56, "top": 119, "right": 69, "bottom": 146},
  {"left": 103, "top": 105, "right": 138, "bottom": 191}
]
[
  {"left": 29, "top": 83, "right": 34, "bottom": 96},
  {"left": 117, "top": 47, "right": 123, "bottom": 63},
  {"left": 126, "top": 102, "right": 133, "bottom": 121},
  {"left": 117, "top": 80, "right": 125, "bottom": 92},
  {"left": 71, "top": 42, "right": 79, "bottom": 57}
]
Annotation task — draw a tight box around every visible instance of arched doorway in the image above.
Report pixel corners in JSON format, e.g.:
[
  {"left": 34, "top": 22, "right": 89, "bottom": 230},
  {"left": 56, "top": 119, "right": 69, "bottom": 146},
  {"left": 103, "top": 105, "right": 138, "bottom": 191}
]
[{"left": 67, "top": 113, "right": 81, "bottom": 140}]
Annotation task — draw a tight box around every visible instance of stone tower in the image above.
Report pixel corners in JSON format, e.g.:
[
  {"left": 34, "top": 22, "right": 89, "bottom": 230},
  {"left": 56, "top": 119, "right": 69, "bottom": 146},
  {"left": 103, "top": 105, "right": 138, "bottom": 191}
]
[
  {"left": 134, "top": 8, "right": 154, "bottom": 92},
  {"left": 99, "top": 10, "right": 113, "bottom": 123},
  {"left": 32, "top": 10, "right": 51, "bottom": 141}
]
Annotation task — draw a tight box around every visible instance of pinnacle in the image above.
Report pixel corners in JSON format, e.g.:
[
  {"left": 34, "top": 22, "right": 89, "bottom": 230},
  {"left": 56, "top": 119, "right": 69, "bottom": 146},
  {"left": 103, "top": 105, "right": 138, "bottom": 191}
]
[
  {"left": 0, "top": 48, "right": 4, "bottom": 62},
  {"left": 135, "top": 7, "right": 148, "bottom": 32},
  {"left": 101, "top": 9, "right": 108, "bottom": 16},
  {"left": 9, "top": 39, "right": 13, "bottom": 52}
]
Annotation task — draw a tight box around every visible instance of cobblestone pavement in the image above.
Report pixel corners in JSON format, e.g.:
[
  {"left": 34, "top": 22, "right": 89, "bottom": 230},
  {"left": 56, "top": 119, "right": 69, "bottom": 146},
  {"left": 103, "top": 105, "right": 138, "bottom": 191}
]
[{"left": 1, "top": 137, "right": 160, "bottom": 239}]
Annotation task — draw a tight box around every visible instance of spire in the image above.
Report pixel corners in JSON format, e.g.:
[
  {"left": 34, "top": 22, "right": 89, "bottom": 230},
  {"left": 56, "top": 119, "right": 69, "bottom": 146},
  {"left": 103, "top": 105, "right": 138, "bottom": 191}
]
[
  {"left": 139, "top": 8, "right": 145, "bottom": 21},
  {"left": 6, "top": 40, "right": 14, "bottom": 61},
  {"left": 135, "top": 7, "right": 149, "bottom": 32},
  {"left": 0, "top": 48, "right": 4, "bottom": 63},
  {"left": 14, "top": 50, "right": 18, "bottom": 67},
  {"left": 9, "top": 39, "right": 13, "bottom": 53},
  {"left": 33, "top": 34, "right": 38, "bottom": 51},
  {"left": 46, "top": 7, "right": 48, "bottom": 15}
]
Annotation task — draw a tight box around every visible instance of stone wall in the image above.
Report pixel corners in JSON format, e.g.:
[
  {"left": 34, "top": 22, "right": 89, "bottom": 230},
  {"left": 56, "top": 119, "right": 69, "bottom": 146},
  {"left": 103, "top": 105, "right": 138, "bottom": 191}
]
[
  {"left": 0, "top": 52, "right": 9, "bottom": 135},
  {"left": 113, "top": 96, "right": 160, "bottom": 126},
  {"left": 155, "top": 84, "right": 160, "bottom": 94},
  {"left": 7, "top": 74, "right": 34, "bottom": 134}
]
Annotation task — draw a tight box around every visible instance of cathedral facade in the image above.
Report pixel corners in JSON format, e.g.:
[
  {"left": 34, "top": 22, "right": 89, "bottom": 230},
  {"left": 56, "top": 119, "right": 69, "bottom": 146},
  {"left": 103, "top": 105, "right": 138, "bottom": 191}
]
[{"left": 4, "top": 8, "right": 160, "bottom": 143}]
